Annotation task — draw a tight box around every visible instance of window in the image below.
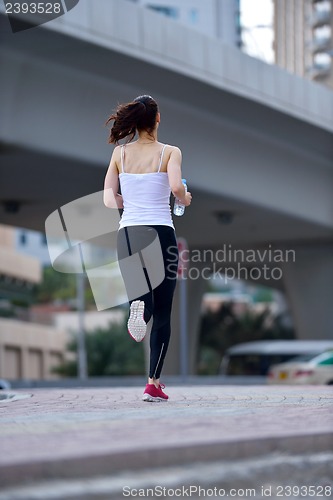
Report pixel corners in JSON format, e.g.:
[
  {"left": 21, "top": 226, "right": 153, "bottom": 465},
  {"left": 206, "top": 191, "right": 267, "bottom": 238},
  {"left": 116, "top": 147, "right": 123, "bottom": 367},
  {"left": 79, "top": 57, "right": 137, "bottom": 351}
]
[
  {"left": 19, "top": 231, "right": 27, "bottom": 245},
  {"left": 318, "top": 355, "right": 333, "bottom": 366},
  {"left": 148, "top": 5, "right": 179, "bottom": 19},
  {"left": 41, "top": 233, "right": 47, "bottom": 246},
  {"left": 188, "top": 8, "right": 198, "bottom": 25}
]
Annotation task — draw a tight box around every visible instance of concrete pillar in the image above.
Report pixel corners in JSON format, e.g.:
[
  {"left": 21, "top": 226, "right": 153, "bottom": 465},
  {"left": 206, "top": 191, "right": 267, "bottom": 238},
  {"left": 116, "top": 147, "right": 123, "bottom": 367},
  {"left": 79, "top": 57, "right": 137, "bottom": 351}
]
[
  {"left": 0, "top": 343, "right": 4, "bottom": 378},
  {"left": 187, "top": 274, "right": 209, "bottom": 374},
  {"left": 42, "top": 349, "right": 49, "bottom": 380},
  {"left": 163, "top": 273, "right": 208, "bottom": 376},
  {"left": 282, "top": 244, "right": 333, "bottom": 340},
  {"left": 21, "top": 347, "right": 29, "bottom": 379}
]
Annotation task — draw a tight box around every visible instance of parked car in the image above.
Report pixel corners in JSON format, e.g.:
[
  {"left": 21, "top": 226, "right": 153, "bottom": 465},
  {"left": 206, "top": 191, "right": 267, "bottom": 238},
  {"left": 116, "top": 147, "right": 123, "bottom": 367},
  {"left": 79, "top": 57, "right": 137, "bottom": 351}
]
[
  {"left": 220, "top": 340, "right": 333, "bottom": 376},
  {"left": 267, "top": 350, "right": 333, "bottom": 385}
]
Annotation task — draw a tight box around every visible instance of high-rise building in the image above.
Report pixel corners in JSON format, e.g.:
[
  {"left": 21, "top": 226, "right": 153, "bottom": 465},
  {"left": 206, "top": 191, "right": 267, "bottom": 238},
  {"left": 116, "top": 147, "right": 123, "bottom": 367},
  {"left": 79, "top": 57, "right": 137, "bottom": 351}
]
[
  {"left": 130, "top": 0, "right": 241, "bottom": 47},
  {"left": 274, "top": 0, "right": 333, "bottom": 87}
]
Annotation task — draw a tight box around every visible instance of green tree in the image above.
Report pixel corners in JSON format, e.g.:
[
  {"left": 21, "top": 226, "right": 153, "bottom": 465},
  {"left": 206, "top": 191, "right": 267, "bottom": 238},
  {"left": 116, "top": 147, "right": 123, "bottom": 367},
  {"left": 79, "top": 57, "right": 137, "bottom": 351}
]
[
  {"left": 32, "top": 266, "right": 76, "bottom": 303},
  {"left": 32, "top": 265, "right": 95, "bottom": 306},
  {"left": 53, "top": 319, "right": 145, "bottom": 376}
]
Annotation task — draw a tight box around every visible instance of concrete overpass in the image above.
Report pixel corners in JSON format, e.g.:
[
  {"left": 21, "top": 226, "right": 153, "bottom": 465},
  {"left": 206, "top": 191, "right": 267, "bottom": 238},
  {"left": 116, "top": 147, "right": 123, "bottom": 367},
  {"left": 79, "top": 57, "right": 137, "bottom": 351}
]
[{"left": 0, "top": 0, "right": 332, "bottom": 373}]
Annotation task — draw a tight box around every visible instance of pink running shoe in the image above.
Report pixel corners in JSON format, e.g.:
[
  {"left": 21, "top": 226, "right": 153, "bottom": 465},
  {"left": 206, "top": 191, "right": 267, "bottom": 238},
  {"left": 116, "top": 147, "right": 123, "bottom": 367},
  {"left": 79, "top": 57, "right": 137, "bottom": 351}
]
[
  {"left": 142, "top": 383, "right": 169, "bottom": 402},
  {"left": 127, "top": 300, "right": 146, "bottom": 342}
]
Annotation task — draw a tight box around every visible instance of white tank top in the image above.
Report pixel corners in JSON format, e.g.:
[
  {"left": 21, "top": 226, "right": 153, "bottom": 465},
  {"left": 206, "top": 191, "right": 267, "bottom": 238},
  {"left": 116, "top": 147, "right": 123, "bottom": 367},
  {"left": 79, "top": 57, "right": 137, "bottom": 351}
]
[{"left": 118, "top": 144, "right": 174, "bottom": 229}]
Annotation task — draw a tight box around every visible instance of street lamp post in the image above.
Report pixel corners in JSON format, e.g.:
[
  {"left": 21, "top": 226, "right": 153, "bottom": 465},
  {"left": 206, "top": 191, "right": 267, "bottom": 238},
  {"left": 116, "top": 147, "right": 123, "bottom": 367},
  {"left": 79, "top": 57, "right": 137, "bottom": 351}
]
[{"left": 76, "top": 244, "right": 87, "bottom": 380}]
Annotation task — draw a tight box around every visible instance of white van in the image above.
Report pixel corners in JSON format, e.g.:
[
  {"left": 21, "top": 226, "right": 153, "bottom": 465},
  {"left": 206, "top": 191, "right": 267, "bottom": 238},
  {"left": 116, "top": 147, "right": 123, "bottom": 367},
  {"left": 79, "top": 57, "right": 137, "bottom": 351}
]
[{"left": 220, "top": 340, "right": 333, "bottom": 376}]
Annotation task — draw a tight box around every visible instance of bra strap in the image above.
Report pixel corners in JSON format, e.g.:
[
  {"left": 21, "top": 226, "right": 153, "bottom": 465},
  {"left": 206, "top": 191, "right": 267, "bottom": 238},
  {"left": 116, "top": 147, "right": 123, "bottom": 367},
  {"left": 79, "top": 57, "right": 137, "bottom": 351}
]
[
  {"left": 121, "top": 145, "right": 125, "bottom": 173},
  {"left": 157, "top": 144, "right": 167, "bottom": 172}
]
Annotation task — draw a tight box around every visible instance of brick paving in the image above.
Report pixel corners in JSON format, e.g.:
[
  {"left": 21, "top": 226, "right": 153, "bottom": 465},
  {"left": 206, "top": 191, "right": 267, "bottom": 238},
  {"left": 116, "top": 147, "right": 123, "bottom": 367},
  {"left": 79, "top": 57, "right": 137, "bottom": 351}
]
[{"left": 0, "top": 385, "right": 332, "bottom": 491}]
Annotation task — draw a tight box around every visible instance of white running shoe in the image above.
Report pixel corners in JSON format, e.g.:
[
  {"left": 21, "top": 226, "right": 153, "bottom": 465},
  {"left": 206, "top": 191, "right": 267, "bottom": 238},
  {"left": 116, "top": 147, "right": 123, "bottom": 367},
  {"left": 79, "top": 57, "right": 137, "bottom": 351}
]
[{"left": 127, "top": 300, "right": 147, "bottom": 342}]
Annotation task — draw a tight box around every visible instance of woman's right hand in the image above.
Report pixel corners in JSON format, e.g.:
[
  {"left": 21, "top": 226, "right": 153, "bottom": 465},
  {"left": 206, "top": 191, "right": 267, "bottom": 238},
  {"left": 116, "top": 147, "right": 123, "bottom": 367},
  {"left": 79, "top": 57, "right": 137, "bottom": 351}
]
[{"left": 184, "top": 191, "right": 192, "bottom": 206}]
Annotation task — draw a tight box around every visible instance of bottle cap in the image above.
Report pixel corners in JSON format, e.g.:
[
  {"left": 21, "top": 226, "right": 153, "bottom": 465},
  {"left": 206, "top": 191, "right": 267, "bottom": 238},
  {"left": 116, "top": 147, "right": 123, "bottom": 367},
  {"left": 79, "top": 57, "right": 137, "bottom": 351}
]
[{"left": 182, "top": 179, "right": 187, "bottom": 184}]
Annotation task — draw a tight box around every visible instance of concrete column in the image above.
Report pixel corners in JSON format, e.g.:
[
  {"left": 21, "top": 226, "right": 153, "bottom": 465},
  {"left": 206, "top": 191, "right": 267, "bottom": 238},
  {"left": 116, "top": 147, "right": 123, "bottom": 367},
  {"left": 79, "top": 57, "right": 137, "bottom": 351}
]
[
  {"left": 0, "top": 343, "right": 4, "bottom": 378},
  {"left": 42, "top": 349, "right": 49, "bottom": 380},
  {"left": 163, "top": 273, "right": 208, "bottom": 376},
  {"left": 21, "top": 347, "right": 29, "bottom": 379},
  {"left": 282, "top": 244, "right": 333, "bottom": 340},
  {"left": 187, "top": 274, "right": 209, "bottom": 374}
]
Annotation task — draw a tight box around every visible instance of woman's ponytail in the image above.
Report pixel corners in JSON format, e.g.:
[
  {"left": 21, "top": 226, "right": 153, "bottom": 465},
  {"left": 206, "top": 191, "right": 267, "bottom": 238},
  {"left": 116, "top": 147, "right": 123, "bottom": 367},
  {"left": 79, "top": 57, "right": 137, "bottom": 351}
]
[{"left": 106, "top": 95, "right": 158, "bottom": 144}]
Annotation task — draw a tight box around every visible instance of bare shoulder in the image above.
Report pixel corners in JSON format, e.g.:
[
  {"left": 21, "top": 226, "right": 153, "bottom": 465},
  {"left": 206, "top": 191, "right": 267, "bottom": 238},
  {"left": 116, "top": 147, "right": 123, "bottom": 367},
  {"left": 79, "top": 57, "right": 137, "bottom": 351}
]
[
  {"left": 111, "top": 144, "right": 122, "bottom": 163},
  {"left": 113, "top": 144, "right": 122, "bottom": 157},
  {"left": 159, "top": 144, "right": 181, "bottom": 172},
  {"left": 164, "top": 144, "right": 181, "bottom": 152},
  {"left": 109, "top": 144, "right": 122, "bottom": 173},
  {"left": 164, "top": 144, "right": 182, "bottom": 157}
]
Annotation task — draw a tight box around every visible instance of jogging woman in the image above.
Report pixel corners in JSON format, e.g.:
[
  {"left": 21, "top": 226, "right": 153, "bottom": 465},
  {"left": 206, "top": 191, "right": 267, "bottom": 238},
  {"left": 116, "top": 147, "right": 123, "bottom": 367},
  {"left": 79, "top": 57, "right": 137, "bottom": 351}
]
[{"left": 104, "top": 95, "right": 192, "bottom": 402}]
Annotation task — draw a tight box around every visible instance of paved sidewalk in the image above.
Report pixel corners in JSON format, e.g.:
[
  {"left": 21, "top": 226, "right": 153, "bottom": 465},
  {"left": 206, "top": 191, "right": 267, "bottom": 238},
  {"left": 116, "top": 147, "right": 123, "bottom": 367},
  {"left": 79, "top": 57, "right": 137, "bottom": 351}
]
[{"left": 0, "top": 385, "right": 332, "bottom": 494}]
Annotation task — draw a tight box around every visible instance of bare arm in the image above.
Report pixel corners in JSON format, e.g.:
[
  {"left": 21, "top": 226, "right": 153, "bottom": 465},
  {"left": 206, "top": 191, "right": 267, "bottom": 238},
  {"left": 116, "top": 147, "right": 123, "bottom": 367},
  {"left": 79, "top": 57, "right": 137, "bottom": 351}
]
[
  {"left": 167, "top": 146, "right": 192, "bottom": 206},
  {"left": 103, "top": 146, "right": 124, "bottom": 209}
]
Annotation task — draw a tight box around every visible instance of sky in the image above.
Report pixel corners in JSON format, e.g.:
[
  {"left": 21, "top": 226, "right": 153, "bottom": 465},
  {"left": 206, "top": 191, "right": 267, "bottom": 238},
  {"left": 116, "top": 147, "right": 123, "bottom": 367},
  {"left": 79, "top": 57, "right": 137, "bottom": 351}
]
[{"left": 240, "top": 0, "right": 274, "bottom": 63}]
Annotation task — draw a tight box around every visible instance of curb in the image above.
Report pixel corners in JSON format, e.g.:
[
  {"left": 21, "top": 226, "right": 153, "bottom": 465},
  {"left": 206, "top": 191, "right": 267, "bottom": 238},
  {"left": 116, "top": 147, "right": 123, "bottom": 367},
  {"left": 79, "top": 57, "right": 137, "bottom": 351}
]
[
  {"left": 0, "top": 451, "right": 333, "bottom": 499},
  {"left": 1, "top": 432, "right": 332, "bottom": 489}
]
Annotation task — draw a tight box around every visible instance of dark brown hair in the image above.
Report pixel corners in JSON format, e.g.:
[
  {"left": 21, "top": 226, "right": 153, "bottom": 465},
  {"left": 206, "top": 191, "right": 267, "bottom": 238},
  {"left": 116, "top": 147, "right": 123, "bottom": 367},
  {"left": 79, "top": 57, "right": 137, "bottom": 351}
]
[{"left": 106, "top": 95, "right": 159, "bottom": 144}]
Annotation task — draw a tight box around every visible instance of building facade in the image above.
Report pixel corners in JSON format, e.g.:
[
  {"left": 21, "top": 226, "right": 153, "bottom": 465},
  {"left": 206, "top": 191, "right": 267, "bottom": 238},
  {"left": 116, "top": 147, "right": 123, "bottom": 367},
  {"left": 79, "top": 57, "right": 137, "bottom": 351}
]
[
  {"left": 15, "top": 227, "right": 51, "bottom": 266},
  {"left": 0, "top": 224, "right": 67, "bottom": 381},
  {"left": 274, "top": 0, "right": 333, "bottom": 87},
  {"left": 0, "top": 318, "right": 68, "bottom": 380},
  {"left": 0, "top": 224, "right": 41, "bottom": 304},
  {"left": 130, "top": 0, "right": 241, "bottom": 46}
]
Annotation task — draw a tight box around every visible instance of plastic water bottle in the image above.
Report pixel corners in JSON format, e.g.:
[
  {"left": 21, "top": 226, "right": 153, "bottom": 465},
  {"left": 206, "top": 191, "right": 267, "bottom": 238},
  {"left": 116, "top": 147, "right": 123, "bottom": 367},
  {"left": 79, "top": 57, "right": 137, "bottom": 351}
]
[{"left": 173, "top": 179, "right": 187, "bottom": 216}]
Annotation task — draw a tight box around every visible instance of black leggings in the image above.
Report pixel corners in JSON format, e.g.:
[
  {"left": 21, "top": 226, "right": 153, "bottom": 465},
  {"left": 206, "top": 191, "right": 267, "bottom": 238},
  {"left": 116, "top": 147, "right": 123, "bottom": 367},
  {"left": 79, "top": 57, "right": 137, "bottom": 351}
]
[{"left": 117, "top": 225, "right": 178, "bottom": 379}]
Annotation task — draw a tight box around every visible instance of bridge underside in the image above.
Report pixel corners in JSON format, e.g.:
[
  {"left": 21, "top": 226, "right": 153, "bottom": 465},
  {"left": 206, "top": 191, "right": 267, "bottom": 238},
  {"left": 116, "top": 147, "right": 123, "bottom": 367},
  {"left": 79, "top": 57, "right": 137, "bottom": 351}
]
[{"left": 1, "top": 144, "right": 331, "bottom": 247}]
